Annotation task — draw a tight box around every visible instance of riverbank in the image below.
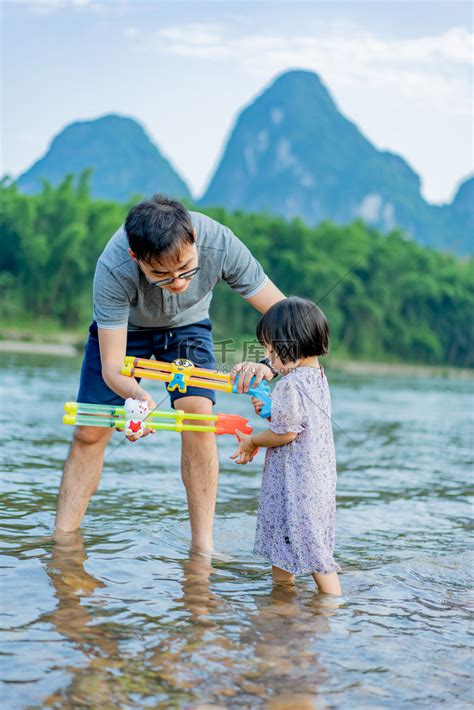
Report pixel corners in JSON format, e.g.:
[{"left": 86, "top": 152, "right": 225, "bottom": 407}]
[
  {"left": 0, "top": 327, "right": 82, "bottom": 357},
  {"left": 328, "top": 359, "right": 474, "bottom": 380},
  {"left": 0, "top": 340, "right": 79, "bottom": 356},
  {"left": 1, "top": 336, "right": 472, "bottom": 380}
]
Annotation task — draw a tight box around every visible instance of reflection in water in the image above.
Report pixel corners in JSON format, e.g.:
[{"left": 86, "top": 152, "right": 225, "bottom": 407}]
[
  {"left": 42, "top": 532, "right": 123, "bottom": 708},
  {"left": 41, "top": 533, "right": 336, "bottom": 708},
  {"left": 0, "top": 353, "right": 472, "bottom": 708},
  {"left": 47, "top": 532, "right": 108, "bottom": 645},
  {"left": 156, "top": 551, "right": 337, "bottom": 707},
  {"left": 236, "top": 587, "right": 336, "bottom": 708}
]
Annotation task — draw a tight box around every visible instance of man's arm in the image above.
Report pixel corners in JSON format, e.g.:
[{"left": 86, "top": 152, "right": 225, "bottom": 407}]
[
  {"left": 218, "top": 223, "right": 285, "bottom": 389},
  {"left": 244, "top": 279, "right": 285, "bottom": 313},
  {"left": 98, "top": 327, "right": 156, "bottom": 408},
  {"left": 231, "top": 280, "right": 286, "bottom": 391},
  {"left": 220, "top": 226, "right": 285, "bottom": 316}
]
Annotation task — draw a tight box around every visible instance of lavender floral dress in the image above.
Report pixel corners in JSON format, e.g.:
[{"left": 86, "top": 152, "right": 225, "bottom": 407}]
[{"left": 253, "top": 366, "right": 340, "bottom": 575}]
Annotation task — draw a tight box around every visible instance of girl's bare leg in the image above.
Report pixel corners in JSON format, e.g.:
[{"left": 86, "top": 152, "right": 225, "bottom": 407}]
[
  {"left": 272, "top": 565, "right": 296, "bottom": 584},
  {"left": 312, "top": 571, "right": 341, "bottom": 595}
]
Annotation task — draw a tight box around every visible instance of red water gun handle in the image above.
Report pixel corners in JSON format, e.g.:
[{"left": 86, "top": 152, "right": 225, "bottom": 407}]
[{"left": 215, "top": 413, "right": 253, "bottom": 436}]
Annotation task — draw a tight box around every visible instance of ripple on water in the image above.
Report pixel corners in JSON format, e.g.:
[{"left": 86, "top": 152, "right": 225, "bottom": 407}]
[{"left": 0, "top": 354, "right": 472, "bottom": 708}]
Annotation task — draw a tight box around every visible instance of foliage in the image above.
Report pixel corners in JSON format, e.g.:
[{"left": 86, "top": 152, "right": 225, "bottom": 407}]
[
  {"left": 1, "top": 174, "right": 472, "bottom": 366},
  {"left": 0, "top": 173, "right": 126, "bottom": 327}
]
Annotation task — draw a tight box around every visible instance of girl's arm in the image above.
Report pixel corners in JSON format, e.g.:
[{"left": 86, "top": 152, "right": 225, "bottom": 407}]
[
  {"left": 251, "top": 429, "right": 297, "bottom": 448},
  {"left": 232, "top": 380, "right": 302, "bottom": 464},
  {"left": 230, "top": 428, "right": 297, "bottom": 464}
]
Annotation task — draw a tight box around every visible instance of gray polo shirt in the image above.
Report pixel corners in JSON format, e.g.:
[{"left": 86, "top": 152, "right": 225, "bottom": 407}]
[{"left": 93, "top": 211, "right": 269, "bottom": 330}]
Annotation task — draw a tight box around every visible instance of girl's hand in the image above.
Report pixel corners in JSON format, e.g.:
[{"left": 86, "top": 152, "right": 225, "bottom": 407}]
[
  {"left": 230, "top": 429, "right": 258, "bottom": 465},
  {"left": 251, "top": 396, "right": 272, "bottom": 421},
  {"left": 251, "top": 396, "right": 263, "bottom": 416}
]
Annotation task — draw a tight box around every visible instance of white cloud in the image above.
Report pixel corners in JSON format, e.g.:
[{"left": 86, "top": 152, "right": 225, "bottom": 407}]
[
  {"left": 22, "top": 0, "right": 90, "bottom": 12},
  {"left": 159, "top": 22, "right": 223, "bottom": 46},
  {"left": 154, "top": 21, "right": 473, "bottom": 66},
  {"left": 124, "top": 26, "right": 138, "bottom": 39},
  {"left": 150, "top": 22, "right": 473, "bottom": 116},
  {"left": 21, "top": 0, "right": 126, "bottom": 16}
]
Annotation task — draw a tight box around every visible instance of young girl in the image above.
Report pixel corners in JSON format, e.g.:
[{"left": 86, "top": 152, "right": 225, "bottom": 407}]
[{"left": 231, "top": 296, "right": 341, "bottom": 595}]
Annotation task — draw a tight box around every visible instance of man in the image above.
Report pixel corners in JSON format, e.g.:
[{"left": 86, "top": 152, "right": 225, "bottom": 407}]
[{"left": 55, "top": 194, "right": 285, "bottom": 553}]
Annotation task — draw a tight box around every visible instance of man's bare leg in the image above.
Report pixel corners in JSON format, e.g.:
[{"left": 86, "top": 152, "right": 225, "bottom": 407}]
[
  {"left": 177, "top": 396, "right": 219, "bottom": 554},
  {"left": 55, "top": 426, "right": 113, "bottom": 532},
  {"left": 57, "top": 399, "right": 219, "bottom": 545}
]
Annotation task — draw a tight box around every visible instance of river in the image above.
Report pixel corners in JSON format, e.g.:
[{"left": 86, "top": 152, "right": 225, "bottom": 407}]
[{"left": 1, "top": 353, "right": 472, "bottom": 708}]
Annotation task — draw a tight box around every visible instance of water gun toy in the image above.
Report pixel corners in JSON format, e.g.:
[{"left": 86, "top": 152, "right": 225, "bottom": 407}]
[
  {"left": 63, "top": 400, "right": 254, "bottom": 439},
  {"left": 120, "top": 357, "right": 272, "bottom": 418}
]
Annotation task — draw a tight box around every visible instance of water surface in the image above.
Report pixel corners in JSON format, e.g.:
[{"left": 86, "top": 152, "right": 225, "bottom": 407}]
[{"left": 1, "top": 353, "right": 472, "bottom": 708}]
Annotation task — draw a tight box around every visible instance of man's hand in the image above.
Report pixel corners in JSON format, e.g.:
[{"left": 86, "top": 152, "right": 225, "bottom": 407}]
[
  {"left": 229, "top": 429, "right": 258, "bottom": 465},
  {"left": 231, "top": 361, "right": 273, "bottom": 393},
  {"left": 125, "top": 392, "right": 157, "bottom": 442},
  {"left": 139, "top": 390, "right": 157, "bottom": 412}
]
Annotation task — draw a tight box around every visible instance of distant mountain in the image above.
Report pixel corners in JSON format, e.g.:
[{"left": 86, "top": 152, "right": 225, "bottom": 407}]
[
  {"left": 17, "top": 114, "right": 191, "bottom": 202},
  {"left": 448, "top": 176, "right": 474, "bottom": 229},
  {"left": 201, "top": 70, "right": 472, "bottom": 254}
]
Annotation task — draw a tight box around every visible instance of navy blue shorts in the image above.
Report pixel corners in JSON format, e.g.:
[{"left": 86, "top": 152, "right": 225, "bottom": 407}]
[{"left": 77, "top": 318, "right": 217, "bottom": 408}]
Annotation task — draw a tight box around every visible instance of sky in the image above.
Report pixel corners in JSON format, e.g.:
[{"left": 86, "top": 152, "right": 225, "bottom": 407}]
[{"left": 1, "top": 0, "right": 473, "bottom": 204}]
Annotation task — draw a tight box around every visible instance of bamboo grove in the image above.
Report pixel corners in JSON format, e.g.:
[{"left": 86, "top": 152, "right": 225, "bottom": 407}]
[{"left": 1, "top": 173, "right": 472, "bottom": 367}]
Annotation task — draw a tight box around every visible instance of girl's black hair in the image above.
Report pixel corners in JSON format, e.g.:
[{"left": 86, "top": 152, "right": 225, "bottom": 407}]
[
  {"left": 125, "top": 194, "right": 195, "bottom": 263},
  {"left": 256, "top": 296, "right": 329, "bottom": 364}
]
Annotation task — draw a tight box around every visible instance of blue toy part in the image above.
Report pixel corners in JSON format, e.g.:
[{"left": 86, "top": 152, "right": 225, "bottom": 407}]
[
  {"left": 232, "top": 375, "right": 272, "bottom": 418},
  {"left": 167, "top": 372, "right": 187, "bottom": 393}
]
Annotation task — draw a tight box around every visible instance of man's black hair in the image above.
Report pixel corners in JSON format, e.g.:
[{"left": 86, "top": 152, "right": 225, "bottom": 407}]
[
  {"left": 124, "top": 194, "right": 195, "bottom": 263},
  {"left": 256, "top": 296, "right": 329, "bottom": 364}
]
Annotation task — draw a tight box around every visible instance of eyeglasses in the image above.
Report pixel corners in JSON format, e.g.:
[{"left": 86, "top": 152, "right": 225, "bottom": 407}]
[{"left": 141, "top": 265, "right": 200, "bottom": 287}]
